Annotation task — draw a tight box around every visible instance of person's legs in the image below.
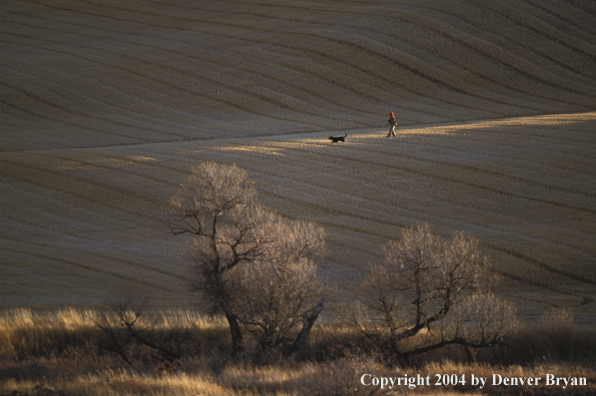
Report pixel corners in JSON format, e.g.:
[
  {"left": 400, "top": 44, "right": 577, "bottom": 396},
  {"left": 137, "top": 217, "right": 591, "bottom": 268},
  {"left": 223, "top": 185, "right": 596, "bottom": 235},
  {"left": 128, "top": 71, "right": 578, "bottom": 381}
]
[{"left": 387, "top": 125, "right": 395, "bottom": 137}]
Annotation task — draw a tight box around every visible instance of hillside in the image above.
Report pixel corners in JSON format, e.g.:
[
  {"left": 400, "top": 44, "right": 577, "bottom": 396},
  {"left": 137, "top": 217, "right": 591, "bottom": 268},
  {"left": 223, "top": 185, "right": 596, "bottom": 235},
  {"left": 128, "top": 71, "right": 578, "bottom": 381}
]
[
  {"left": 2, "top": 0, "right": 595, "bottom": 150},
  {"left": 1, "top": 0, "right": 595, "bottom": 318}
]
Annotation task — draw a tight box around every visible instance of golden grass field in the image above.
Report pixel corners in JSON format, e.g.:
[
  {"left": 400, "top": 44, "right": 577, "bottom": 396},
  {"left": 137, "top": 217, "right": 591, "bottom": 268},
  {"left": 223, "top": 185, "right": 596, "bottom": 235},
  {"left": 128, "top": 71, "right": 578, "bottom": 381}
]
[
  {"left": 1, "top": 0, "right": 596, "bottom": 322},
  {"left": 1, "top": 308, "right": 595, "bottom": 395}
]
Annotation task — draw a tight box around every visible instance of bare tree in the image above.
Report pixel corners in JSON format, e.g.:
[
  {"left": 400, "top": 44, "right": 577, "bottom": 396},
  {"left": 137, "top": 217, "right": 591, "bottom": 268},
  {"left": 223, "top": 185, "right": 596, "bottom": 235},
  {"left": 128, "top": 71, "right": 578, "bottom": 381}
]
[
  {"left": 167, "top": 162, "right": 255, "bottom": 354},
  {"left": 230, "top": 213, "right": 326, "bottom": 354},
  {"left": 167, "top": 162, "right": 327, "bottom": 356},
  {"left": 96, "top": 288, "right": 188, "bottom": 364},
  {"left": 352, "top": 224, "right": 516, "bottom": 364}
]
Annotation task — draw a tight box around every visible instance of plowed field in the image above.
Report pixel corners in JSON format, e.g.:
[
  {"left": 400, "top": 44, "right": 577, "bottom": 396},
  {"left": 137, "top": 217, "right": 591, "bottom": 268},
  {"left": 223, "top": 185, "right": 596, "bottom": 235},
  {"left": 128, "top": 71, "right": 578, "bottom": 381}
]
[{"left": 1, "top": 0, "right": 595, "bottom": 318}]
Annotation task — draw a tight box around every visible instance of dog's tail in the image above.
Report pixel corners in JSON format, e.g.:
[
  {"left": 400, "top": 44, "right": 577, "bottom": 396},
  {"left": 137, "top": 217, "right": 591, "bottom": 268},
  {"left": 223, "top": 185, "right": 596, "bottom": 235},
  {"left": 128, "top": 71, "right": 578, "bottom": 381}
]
[{"left": 343, "top": 133, "right": 347, "bottom": 137}]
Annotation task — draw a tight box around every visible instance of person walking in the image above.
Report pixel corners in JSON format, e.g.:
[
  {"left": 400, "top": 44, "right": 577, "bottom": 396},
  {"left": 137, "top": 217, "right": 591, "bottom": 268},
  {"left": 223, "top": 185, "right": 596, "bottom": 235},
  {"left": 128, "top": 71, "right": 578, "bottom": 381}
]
[{"left": 387, "top": 111, "right": 397, "bottom": 137}]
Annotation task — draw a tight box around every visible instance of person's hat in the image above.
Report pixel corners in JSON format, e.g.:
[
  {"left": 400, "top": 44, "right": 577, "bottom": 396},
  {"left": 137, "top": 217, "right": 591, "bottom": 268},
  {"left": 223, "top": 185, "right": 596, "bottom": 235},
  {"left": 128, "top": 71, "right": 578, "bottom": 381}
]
[{"left": 389, "top": 112, "right": 393, "bottom": 115}]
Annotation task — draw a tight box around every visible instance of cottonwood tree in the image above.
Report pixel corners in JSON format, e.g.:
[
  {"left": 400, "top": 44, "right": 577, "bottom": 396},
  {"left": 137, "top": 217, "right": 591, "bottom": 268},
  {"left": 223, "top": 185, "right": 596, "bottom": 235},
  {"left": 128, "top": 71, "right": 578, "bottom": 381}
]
[
  {"left": 352, "top": 224, "right": 516, "bottom": 364},
  {"left": 167, "top": 162, "right": 327, "bottom": 356}
]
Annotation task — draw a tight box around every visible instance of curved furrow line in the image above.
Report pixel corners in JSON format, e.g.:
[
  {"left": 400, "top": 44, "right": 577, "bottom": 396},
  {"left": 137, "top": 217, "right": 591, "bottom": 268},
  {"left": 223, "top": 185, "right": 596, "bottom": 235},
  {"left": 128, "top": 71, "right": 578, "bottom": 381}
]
[
  {"left": 13, "top": 0, "right": 175, "bottom": 25},
  {"left": 0, "top": 264, "right": 112, "bottom": 304},
  {"left": 358, "top": 134, "right": 596, "bottom": 197},
  {"left": 0, "top": 160, "right": 162, "bottom": 221},
  {"left": 0, "top": 227, "right": 185, "bottom": 284},
  {"left": 0, "top": 98, "right": 146, "bottom": 148},
  {"left": 193, "top": 16, "right": 535, "bottom": 114},
  {"left": 259, "top": 189, "right": 409, "bottom": 241},
  {"left": 0, "top": 33, "right": 309, "bottom": 126},
  {"left": 510, "top": 0, "right": 596, "bottom": 39},
  {"left": 372, "top": 41, "right": 595, "bottom": 114},
  {"left": 393, "top": 11, "right": 596, "bottom": 103},
  {"left": 395, "top": 9, "right": 596, "bottom": 100},
  {"left": 216, "top": 151, "right": 594, "bottom": 263},
  {"left": 473, "top": 0, "right": 596, "bottom": 60},
  {"left": 143, "top": 0, "right": 549, "bottom": 113},
  {"left": 64, "top": 48, "right": 455, "bottom": 125},
  {"left": 206, "top": 52, "right": 388, "bottom": 119},
  {"left": 476, "top": 123, "right": 596, "bottom": 149},
  {"left": 16, "top": 1, "right": 511, "bottom": 116},
  {"left": 1, "top": 12, "right": 382, "bottom": 122},
  {"left": 453, "top": 0, "right": 596, "bottom": 74},
  {"left": 239, "top": 166, "right": 463, "bottom": 238},
  {"left": 10, "top": 234, "right": 186, "bottom": 283},
  {"left": 464, "top": 133, "right": 596, "bottom": 162},
  {"left": 494, "top": 269, "right": 583, "bottom": 297},
  {"left": 14, "top": 0, "right": 595, "bottom": 116},
  {"left": 161, "top": 0, "right": 596, "bottom": 60},
  {"left": 1, "top": 61, "right": 212, "bottom": 134},
  {"left": 262, "top": 174, "right": 510, "bottom": 239},
  {"left": 360, "top": 132, "right": 595, "bottom": 189},
  {"left": 355, "top": 144, "right": 595, "bottom": 198},
  {"left": 345, "top": 33, "right": 560, "bottom": 113},
  {"left": 304, "top": 26, "right": 587, "bottom": 114},
  {"left": 0, "top": 61, "right": 226, "bottom": 143},
  {"left": 562, "top": 0, "right": 596, "bottom": 17},
  {"left": 2, "top": 27, "right": 351, "bottom": 128},
  {"left": 0, "top": 40, "right": 204, "bottom": 138},
  {"left": 293, "top": 30, "right": 535, "bottom": 111},
  {"left": 1, "top": 245, "right": 178, "bottom": 292},
  {"left": 0, "top": 79, "right": 177, "bottom": 139},
  {"left": 391, "top": 137, "right": 595, "bottom": 181},
  {"left": 0, "top": 190, "right": 136, "bottom": 240},
  {"left": 172, "top": 0, "right": 351, "bottom": 17},
  {"left": 253, "top": 140, "right": 596, "bottom": 215},
  {"left": 19, "top": 0, "right": 528, "bottom": 120},
  {"left": 16, "top": 10, "right": 393, "bottom": 120},
  {"left": 186, "top": 36, "right": 473, "bottom": 118},
  {"left": 194, "top": 0, "right": 596, "bottom": 105},
  {"left": 1, "top": 210, "right": 61, "bottom": 239},
  {"left": 490, "top": 245, "right": 596, "bottom": 286},
  {"left": 1, "top": 31, "right": 327, "bottom": 132},
  {"left": 207, "top": 145, "right": 555, "bottom": 231},
  {"left": 519, "top": 0, "right": 596, "bottom": 36},
  {"left": 261, "top": 169, "right": 594, "bottom": 263},
  {"left": 253, "top": 49, "right": 466, "bottom": 121},
  {"left": 2, "top": 28, "right": 329, "bottom": 130},
  {"left": 168, "top": 0, "right": 593, "bottom": 110},
  {"left": 31, "top": 152, "right": 181, "bottom": 190},
  {"left": 261, "top": 39, "right": 506, "bottom": 116},
  {"left": 261, "top": 136, "right": 596, "bottom": 199},
  {"left": 418, "top": 3, "right": 596, "bottom": 84},
  {"left": 383, "top": 123, "right": 596, "bottom": 162}
]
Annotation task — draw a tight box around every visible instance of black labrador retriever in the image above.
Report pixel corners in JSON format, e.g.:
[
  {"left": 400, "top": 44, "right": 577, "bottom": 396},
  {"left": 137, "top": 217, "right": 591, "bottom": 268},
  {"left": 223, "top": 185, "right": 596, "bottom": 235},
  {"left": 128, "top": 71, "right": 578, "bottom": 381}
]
[{"left": 329, "top": 133, "right": 347, "bottom": 143}]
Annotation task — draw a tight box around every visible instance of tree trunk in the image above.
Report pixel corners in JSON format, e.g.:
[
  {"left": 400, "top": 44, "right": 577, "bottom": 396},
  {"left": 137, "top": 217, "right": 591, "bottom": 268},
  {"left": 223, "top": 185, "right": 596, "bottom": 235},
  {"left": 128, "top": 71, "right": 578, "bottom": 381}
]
[
  {"left": 225, "top": 311, "right": 243, "bottom": 356},
  {"left": 286, "top": 297, "right": 325, "bottom": 358}
]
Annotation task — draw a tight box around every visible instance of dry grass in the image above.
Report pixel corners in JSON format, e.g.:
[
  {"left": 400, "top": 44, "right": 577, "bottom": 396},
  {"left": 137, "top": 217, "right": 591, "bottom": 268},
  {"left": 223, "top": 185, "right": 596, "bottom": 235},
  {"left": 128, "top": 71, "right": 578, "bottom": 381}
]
[{"left": 1, "top": 309, "right": 595, "bottom": 395}]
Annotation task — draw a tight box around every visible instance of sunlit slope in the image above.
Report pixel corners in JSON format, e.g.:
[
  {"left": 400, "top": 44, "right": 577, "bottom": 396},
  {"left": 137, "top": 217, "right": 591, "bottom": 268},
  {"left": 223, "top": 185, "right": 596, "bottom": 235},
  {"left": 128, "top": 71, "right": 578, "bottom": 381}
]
[
  {"left": 1, "top": 113, "right": 595, "bottom": 317},
  {"left": 2, "top": 0, "right": 595, "bottom": 151}
]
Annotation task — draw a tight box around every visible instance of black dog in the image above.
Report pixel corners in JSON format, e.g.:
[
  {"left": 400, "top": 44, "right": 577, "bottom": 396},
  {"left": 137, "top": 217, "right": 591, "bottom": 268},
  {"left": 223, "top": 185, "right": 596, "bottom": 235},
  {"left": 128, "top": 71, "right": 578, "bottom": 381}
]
[{"left": 329, "top": 133, "right": 347, "bottom": 143}]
